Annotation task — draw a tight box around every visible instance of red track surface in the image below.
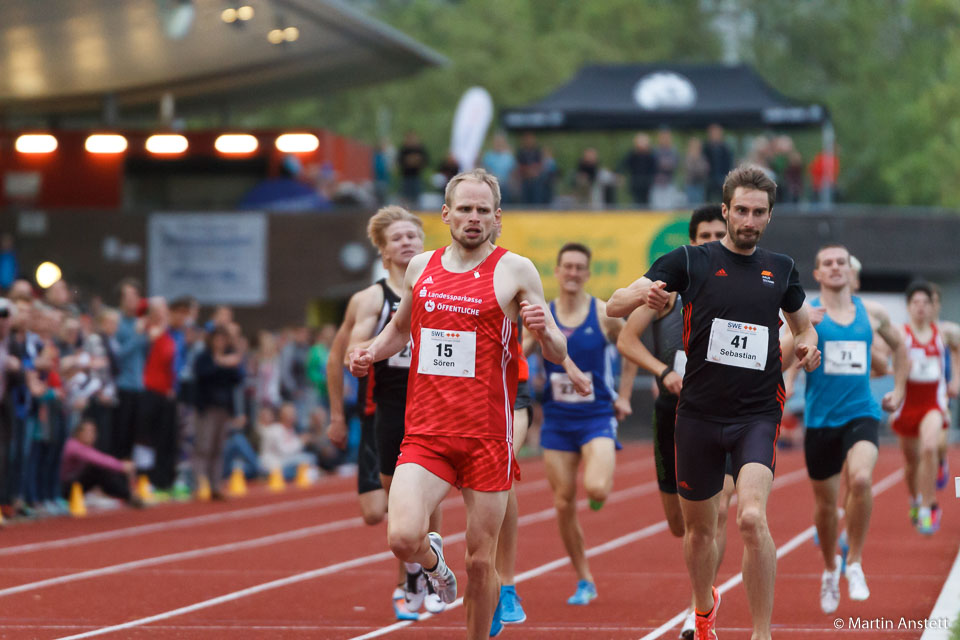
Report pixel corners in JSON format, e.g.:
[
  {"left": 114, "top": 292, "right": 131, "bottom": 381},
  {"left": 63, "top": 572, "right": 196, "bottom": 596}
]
[{"left": 0, "top": 443, "right": 955, "bottom": 639}]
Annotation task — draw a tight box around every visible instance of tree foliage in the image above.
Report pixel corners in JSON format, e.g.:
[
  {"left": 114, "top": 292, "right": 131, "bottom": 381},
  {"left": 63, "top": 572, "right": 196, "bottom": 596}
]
[
  {"left": 742, "top": 0, "right": 960, "bottom": 206},
  {"left": 239, "top": 0, "right": 960, "bottom": 207}
]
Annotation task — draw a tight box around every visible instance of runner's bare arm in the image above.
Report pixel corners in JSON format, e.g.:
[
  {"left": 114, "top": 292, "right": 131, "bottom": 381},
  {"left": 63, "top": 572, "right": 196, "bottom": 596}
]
[
  {"left": 866, "top": 300, "right": 908, "bottom": 410},
  {"left": 326, "top": 294, "right": 361, "bottom": 448},
  {"left": 784, "top": 306, "right": 821, "bottom": 372},
  {"left": 607, "top": 276, "right": 669, "bottom": 318},
  {"left": 561, "top": 356, "right": 594, "bottom": 396},
  {"left": 596, "top": 299, "right": 626, "bottom": 345},
  {"left": 513, "top": 255, "right": 567, "bottom": 365},
  {"left": 616, "top": 305, "right": 683, "bottom": 397},
  {"left": 615, "top": 359, "right": 636, "bottom": 420},
  {"left": 346, "top": 285, "right": 384, "bottom": 353}
]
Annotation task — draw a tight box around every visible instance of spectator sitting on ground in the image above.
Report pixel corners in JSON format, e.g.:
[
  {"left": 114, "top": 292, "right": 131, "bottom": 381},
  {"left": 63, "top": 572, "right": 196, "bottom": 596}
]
[
  {"left": 60, "top": 418, "right": 141, "bottom": 507},
  {"left": 258, "top": 403, "right": 317, "bottom": 481}
]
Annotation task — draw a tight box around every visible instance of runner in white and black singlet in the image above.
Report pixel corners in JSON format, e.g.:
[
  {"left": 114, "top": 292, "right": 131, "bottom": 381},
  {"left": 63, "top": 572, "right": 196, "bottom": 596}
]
[{"left": 608, "top": 166, "right": 821, "bottom": 640}]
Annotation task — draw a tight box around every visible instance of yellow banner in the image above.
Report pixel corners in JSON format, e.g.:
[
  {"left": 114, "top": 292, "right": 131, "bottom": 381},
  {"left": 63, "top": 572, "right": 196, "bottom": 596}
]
[{"left": 418, "top": 211, "right": 690, "bottom": 300}]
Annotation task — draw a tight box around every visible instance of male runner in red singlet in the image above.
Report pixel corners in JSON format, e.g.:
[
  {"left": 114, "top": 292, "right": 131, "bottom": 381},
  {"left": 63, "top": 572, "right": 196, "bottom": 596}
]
[
  {"left": 891, "top": 281, "right": 960, "bottom": 534},
  {"left": 350, "top": 169, "right": 567, "bottom": 639},
  {"left": 329, "top": 206, "right": 443, "bottom": 619}
]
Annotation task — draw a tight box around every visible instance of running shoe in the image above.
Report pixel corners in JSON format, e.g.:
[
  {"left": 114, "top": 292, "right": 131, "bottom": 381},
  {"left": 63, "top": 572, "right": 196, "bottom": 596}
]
[
  {"left": 499, "top": 584, "right": 526, "bottom": 624},
  {"left": 820, "top": 555, "right": 841, "bottom": 614},
  {"left": 680, "top": 609, "right": 696, "bottom": 639},
  {"left": 567, "top": 579, "right": 597, "bottom": 605},
  {"left": 424, "top": 532, "right": 457, "bottom": 604},
  {"left": 392, "top": 586, "right": 419, "bottom": 621},
  {"left": 589, "top": 498, "right": 604, "bottom": 511},
  {"left": 489, "top": 592, "right": 504, "bottom": 637},
  {"left": 694, "top": 587, "right": 720, "bottom": 640},
  {"left": 917, "top": 505, "right": 941, "bottom": 535},
  {"left": 937, "top": 457, "right": 949, "bottom": 491},
  {"left": 909, "top": 504, "right": 919, "bottom": 526},
  {"left": 424, "top": 580, "right": 446, "bottom": 614},
  {"left": 845, "top": 561, "right": 870, "bottom": 601},
  {"left": 404, "top": 565, "right": 426, "bottom": 612}
]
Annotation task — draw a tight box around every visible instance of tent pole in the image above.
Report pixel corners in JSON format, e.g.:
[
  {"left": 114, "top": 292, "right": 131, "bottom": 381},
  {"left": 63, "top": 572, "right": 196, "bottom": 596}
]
[{"left": 820, "top": 119, "right": 835, "bottom": 208}]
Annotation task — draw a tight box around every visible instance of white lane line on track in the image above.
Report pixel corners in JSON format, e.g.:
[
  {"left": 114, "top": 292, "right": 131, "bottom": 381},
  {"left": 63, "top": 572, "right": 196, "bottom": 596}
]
[
  {"left": 635, "top": 468, "right": 905, "bottom": 640},
  {"left": 21, "top": 476, "right": 658, "bottom": 603},
  {"left": 0, "top": 459, "right": 654, "bottom": 597},
  {"left": 0, "top": 457, "right": 652, "bottom": 558},
  {"left": 345, "top": 466, "right": 812, "bottom": 640},
  {"left": 45, "top": 460, "right": 667, "bottom": 640}
]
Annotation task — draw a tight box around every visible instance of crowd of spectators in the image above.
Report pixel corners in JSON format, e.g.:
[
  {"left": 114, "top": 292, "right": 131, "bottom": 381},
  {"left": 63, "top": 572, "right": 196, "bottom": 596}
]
[
  {"left": 0, "top": 274, "right": 354, "bottom": 522},
  {"left": 373, "top": 124, "right": 837, "bottom": 210}
]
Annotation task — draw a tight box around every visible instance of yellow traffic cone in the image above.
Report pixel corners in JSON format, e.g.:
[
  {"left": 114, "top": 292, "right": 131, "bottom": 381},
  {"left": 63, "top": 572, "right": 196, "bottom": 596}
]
[
  {"left": 268, "top": 467, "right": 285, "bottom": 492},
  {"left": 227, "top": 466, "right": 247, "bottom": 497},
  {"left": 195, "top": 475, "right": 211, "bottom": 502},
  {"left": 136, "top": 475, "right": 153, "bottom": 503},
  {"left": 69, "top": 482, "right": 87, "bottom": 517},
  {"left": 295, "top": 462, "right": 312, "bottom": 488}
]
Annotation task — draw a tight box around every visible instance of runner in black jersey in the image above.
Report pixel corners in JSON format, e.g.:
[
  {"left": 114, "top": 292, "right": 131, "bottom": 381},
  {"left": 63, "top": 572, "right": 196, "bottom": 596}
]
[
  {"left": 616, "top": 204, "right": 732, "bottom": 639},
  {"left": 608, "top": 166, "right": 820, "bottom": 640},
  {"left": 343, "top": 206, "right": 444, "bottom": 619}
]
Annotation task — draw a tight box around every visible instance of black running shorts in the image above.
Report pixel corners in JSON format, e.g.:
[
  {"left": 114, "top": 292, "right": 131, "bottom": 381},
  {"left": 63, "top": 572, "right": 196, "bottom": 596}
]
[
  {"left": 375, "top": 402, "right": 406, "bottom": 477},
  {"left": 804, "top": 417, "right": 879, "bottom": 481},
  {"left": 675, "top": 414, "right": 779, "bottom": 501},
  {"left": 357, "top": 412, "right": 382, "bottom": 494},
  {"left": 653, "top": 399, "right": 678, "bottom": 494}
]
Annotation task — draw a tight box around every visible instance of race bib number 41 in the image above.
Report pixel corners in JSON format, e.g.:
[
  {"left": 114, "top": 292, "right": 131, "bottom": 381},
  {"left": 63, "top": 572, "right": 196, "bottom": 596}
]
[
  {"left": 824, "top": 340, "right": 867, "bottom": 375},
  {"left": 417, "top": 328, "right": 476, "bottom": 378},
  {"left": 706, "top": 318, "right": 768, "bottom": 371}
]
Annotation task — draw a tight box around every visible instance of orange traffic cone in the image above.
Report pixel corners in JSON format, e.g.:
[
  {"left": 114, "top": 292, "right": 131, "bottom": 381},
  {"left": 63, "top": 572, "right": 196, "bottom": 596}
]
[
  {"left": 136, "top": 475, "right": 153, "bottom": 503},
  {"left": 69, "top": 482, "right": 87, "bottom": 517},
  {"left": 295, "top": 462, "right": 312, "bottom": 488},
  {"left": 268, "top": 467, "right": 285, "bottom": 492},
  {"left": 227, "top": 466, "right": 247, "bottom": 497},
  {"left": 195, "top": 475, "right": 211, "bottom": 502}
]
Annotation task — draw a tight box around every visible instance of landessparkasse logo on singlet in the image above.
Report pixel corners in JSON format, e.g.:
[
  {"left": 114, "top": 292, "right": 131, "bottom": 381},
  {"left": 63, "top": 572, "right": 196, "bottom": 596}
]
[{"left": 424, "top": 300, "right": 436, "bottom": 312}]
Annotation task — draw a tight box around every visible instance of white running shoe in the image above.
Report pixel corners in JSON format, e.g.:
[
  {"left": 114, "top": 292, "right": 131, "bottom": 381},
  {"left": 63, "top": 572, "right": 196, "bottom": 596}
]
[
  {"left": 404, "top": 566, "right": 427, "bottom": 612},
  {"left": 393, "top": 587, "right": 419, "bottom": 621},
  {"left": 679, "top": 609, "right": 696, "bottom": 639},
  {"left": 845, "top": 561, "right": 870, "bottom": 601},
  {"left": 820, "top": 555, "right": 842, "bottom": 614},
  {"left": 424, "top": 532, "right": 458, "bottom": 604},
  {"left": 424, "top": 584, "right": 446, "bottom": 614}
]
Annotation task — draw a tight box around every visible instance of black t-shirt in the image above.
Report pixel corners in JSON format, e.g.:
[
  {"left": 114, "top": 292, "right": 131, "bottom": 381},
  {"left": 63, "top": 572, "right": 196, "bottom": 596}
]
[
  {"left": 644, "top": 241, "right": 805, "bottom": 422},
  {"left": 398, "top": 144, "right": 428, "bottom": 178}
]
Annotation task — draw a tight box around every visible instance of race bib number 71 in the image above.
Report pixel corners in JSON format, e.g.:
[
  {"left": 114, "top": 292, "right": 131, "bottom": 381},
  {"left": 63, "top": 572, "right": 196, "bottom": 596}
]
[
  {"left": 706, "top": 318, "right": 768, "bottom": 371},
  {"left": 417, "top": 328, "right": 476, "bottom": 378}
]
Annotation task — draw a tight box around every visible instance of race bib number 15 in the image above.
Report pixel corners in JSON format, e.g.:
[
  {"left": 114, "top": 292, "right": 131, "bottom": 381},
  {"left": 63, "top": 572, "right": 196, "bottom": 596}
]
[
  {"left": 417, "top": 328, "right": 476, "bottom": 378},
  {"left": 706, "top": 318, "right": 768, "bottom": 371}
]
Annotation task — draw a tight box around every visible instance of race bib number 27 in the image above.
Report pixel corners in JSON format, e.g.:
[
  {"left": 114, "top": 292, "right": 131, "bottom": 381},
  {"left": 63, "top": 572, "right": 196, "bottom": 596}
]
[
  {"left": 417, "top": 328, "right": 476, "bottom": 378},
  {"left": 706, "top": 318, "right": 768, "bottom": 371}
]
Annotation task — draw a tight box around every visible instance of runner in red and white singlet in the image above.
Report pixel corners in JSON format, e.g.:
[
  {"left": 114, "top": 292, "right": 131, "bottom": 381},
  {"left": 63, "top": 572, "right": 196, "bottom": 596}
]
[
  {"left": 349, "top": 169, "right": 567, "bottom": 639},
  {"left": 891, "top": 281, "right": 960, "bottom": 535},
  {"left": 892, "top": 322, "right": 948, "bottom": 437}
]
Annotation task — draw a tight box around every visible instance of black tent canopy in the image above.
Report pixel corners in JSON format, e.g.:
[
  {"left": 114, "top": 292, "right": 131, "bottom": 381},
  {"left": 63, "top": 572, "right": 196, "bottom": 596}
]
[{"left": 502, "top": 63, "right": 827, "bottom": 131}]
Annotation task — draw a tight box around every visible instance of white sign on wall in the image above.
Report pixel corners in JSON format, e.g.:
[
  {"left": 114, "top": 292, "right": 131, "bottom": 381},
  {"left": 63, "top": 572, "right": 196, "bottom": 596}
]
[{"left": 148, "top": 213, "right": 267, "bottom": 306}]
